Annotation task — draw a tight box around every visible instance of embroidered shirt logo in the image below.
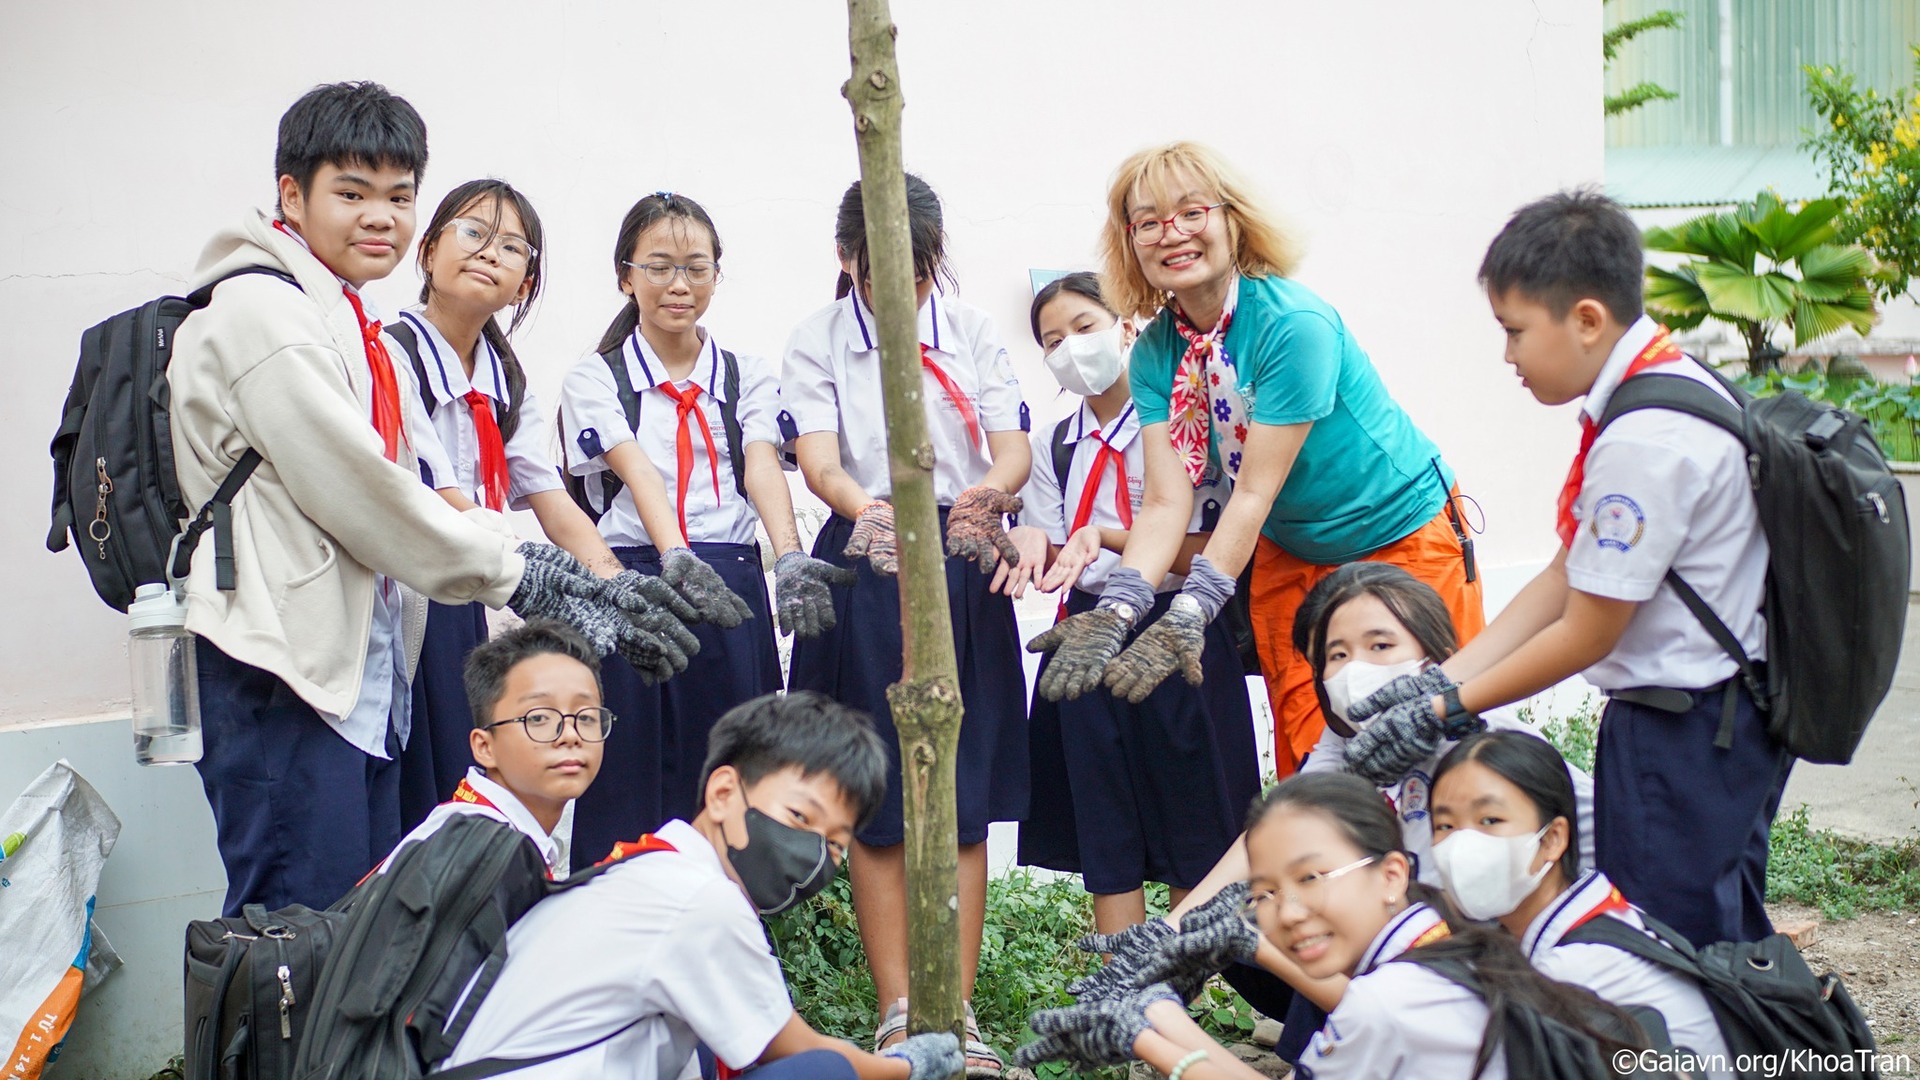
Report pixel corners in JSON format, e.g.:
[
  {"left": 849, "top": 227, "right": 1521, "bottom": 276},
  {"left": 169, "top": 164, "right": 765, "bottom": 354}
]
[{"left": 1589, "top": 494, "right": 1646, "bottom": 552}]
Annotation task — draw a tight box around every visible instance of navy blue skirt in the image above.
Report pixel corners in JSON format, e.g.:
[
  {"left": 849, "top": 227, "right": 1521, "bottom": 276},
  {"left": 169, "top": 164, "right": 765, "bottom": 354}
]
[
  {"left": 788, "top": 510, "right": 1029, "bottom": 848},
  {"left": 1018, "top": 587, "right": 1261, "bottom": 894},
  {"left": 399, "top": 599, "right": 491, "bottom": 834},
  {"left": 571, "top": 542, "right": 781, "bottom": 871}
]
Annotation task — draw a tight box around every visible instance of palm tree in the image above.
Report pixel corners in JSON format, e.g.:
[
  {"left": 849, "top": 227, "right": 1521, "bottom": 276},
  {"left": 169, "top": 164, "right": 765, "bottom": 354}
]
[{"left": 1643, "top": 191, "right": 1882, "bottom": 375}]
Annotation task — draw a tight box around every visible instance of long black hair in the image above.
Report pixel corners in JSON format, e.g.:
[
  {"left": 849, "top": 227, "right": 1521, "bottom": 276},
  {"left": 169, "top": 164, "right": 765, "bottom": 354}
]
[
  {"left": 1434, "top": 730, "right": 1583, "bottom": 881},
  {"left": 833, "top": 173, "right": 956, "bottom": 300},
  {"left": 1248, "top": 773, "right": 1647, "bottom": 1078},
  {"left": 1028, "top": 271, "right": 1113, "bottom": 347},
  {"left": 1292, "top": 562, "right": 1460, "bottom": 736},
  {"left": 597, "top": 192, "right": 723, "bottom": 355},
  {"left": 416, "top": 178, "right": 541, "bottom": 442}
]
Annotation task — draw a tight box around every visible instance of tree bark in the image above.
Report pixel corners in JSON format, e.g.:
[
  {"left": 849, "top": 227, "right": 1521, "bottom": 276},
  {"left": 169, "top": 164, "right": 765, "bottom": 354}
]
[{"left": 843, "top": 0, "right": 966, "bottom": 1061}]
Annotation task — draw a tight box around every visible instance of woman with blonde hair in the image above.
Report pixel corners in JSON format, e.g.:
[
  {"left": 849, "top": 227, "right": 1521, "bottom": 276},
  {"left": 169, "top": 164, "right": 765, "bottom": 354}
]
[{"left": 1030, "top": 142, "right": 1483, "bottom": 781}]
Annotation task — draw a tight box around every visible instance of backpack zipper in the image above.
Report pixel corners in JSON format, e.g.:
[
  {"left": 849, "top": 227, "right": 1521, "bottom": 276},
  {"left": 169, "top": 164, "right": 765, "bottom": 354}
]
[{"left": 278, "top": 963, "right": 295, "bottom": 1040}]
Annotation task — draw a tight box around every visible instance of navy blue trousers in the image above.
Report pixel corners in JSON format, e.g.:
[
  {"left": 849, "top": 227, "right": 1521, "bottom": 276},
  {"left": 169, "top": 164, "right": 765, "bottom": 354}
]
[
  {"left": 1594, "top": 682, "right": 1793, "bottom": 946},
  {"left": 194, "top": 639, "right": 400, "bottom": 916},
  {"left": 572, "top": 543, "right": 781, "bottom": 871},
  {"left": 789, "top": 511, "right": 1029, "bottom": 848},
  {"left": 1020, "top": 588, "right": 1260, "bottom": 893},
  {"left": 398, "top": 599, "right": 490, "bottom": 833},
  {"left": 740, "top": 1050, "right": 856, "bottom": 1080}
]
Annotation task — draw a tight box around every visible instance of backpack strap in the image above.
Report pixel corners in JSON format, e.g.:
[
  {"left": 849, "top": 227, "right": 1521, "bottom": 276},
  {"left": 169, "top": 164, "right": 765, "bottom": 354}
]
[
  {"left": 428, "top": 1017, "right": 646, "bottom": 1080},
  {"left": 1050, "top": 415, "right": 1076, "bottom": 497},
  {"left": 596, "top": 346, "right": 640, "bottom": 514},
  {"left": 1560, "top": 909, "right": 1707, "bottom": 976},
  {"left": 385, "top": 318, "right": 439, "bottom": 423},
  {"left": 719, "top": 350, "right": 749, "bottom": 501},
  {"left": 1596, "top": 370, "right": 1767, "bottom": 748}
]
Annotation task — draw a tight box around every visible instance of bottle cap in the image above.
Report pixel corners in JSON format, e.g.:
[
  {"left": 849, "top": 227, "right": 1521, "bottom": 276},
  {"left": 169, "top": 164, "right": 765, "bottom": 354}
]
[{"left": 128, "top": 581, "right": 189, "bottom": 633}]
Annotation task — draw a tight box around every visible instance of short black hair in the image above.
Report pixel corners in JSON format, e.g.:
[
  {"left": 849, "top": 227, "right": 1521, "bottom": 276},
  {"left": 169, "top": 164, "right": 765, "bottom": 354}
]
[
  {"left": 274, "top": 81, "right": 428, "bottom": 204},
  {"left": 1478, "top": 187, "right": 1644, "bottom": 324},
  {"left": 462, "top": 619, "right": 601, "bottom": 730},
  {"left": 1029, "top": 271, "right": 1114, "bottom": 346},
  {"left": 699, "top": 691, "right": 889, "bottom": 831},
  {"left": 833, "top": 172, "right": 955, "bottom": 300}
]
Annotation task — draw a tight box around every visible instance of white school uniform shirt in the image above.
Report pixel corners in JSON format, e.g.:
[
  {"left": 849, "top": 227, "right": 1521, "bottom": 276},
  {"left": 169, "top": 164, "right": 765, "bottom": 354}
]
[
  {"left": 560, "top": 330, "right": 782, "bottom": 548},
  {"left": 782, "top": 292, "right": 1025, "bottom": 505},
  {"left": 1018, "top": 397, "right": 1227, "bottom": 594},
  {"left": 1297, "top": 902, "right": 1503, "bottom": 1080},
  {"left": 1301, "top": 706, "right": 1596, "bottom": 887},
  {"left": 440, "top": 818, "right": 791, "bottom": 1080},
  {"left": 1568, "top": 316, "right": 1769, "bottom": 691},
  {"left": 374, "top": 767, "right": 575, "bottom": 881},
  {"left": 1525, "top": 870, "right": 1734, "bottom": 1079},
  {"left": 386, "top": 307, "right": 564, "bottom": 511}
]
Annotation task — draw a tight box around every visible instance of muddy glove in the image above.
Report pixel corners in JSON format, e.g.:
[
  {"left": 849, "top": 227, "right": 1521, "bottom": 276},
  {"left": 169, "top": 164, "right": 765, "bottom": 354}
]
[
  {"left": 661, "top": 546, "right": 753, "bottom": 628},
  {"left": 1344, "top": 694, "right": 1485, "bottom": 787},
  {"left": 1345, "top": 666, "right": 1456, "bottom": 728},
  {"left": 843, "top": 500, "right": 898, "bottom": 576},
  {"left": 1102, "top": 555, "right": 1234, "bottom": 705},
  {"left": 1129, "top": 883, "right": 1259, "bottom": 997},
  {"left": 508, "top": 543, "right": 691, "bottom": 684},
  {"left": 773, "top": 551, "right": 855, "bottom": 638},
  {"left": 601, "top": 569, "right": 702, "bottom": 657},
  {"left": 881, "top": 1032, "right": 965, "bottom": 1080},
  {"left": 946, "top": 485, "right": 1024, "bottom": 576},
  {"left": 1013, "top": 982, "right": 1180, "bottom": 1071},
  {"left": 1068, "top": 918, "right": 1176, "bottom": 1001},
  {"left": 1029, "top": 567, "right": 1154, "bottom": 702}
]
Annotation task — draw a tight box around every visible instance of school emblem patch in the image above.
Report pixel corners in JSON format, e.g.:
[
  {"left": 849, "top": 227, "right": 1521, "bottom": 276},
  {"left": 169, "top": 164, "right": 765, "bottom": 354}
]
[
  {"left": 1589, "top": 494, "right": 1645, "bottom": 551},
  {"left": 1398, "top": 770, "right": 1431, "bottom": 823}
]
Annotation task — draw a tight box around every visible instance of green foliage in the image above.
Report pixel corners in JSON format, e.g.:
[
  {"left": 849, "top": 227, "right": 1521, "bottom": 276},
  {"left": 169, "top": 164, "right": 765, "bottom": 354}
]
[
  {"left": 142, "top": 1057, "right": 185, "bottom": 1080},
  {"left": 1804, "top": 51, "right": 1920, "bottom": 300},
  {"left": 1644, "top": 191, "right": 1882, "bottom": 373},
  {"left": 1766, "top": 805, "right": 1920, "bottom": 919},
  {"left": 1602, "top": 1, "right": 1684, "bottom": 117},
  {"left": 1523, "top": 696, "right": 1601, "bottom": 775},
  {"left": 1734, "top": 365, "right": 1920, "bottom": 461}
]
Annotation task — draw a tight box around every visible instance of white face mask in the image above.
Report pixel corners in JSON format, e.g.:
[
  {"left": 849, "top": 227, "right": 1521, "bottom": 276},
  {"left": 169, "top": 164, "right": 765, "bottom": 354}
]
[
  {"left": 1430, "top": 824, "right": 1554, "bottom": 921},
  {"left": 1321, "top": 657, "right": 1428, "bottom": 731},
  {"left": 1043, "top": 319, "right": 1128, "bottom": 397}
]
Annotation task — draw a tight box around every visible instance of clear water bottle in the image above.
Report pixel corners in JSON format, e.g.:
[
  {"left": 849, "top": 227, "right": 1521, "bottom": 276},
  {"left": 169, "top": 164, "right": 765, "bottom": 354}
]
[{"left": 129, "top": 582, "right": 202, "bottom": 766}]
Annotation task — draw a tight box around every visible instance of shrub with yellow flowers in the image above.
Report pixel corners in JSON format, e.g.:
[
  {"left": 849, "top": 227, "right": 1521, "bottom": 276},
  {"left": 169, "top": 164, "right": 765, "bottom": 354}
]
[{"left": 1806, "top": 52, "right": 1920, "bottom": 301}]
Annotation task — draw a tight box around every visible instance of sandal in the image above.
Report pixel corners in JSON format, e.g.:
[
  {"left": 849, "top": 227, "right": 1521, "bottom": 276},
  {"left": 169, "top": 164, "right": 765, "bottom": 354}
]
[
  {"left": 873, "top": 997, "right": 910, "bottom": 1053},
  {"left": 963, "top": 1001, "right": 1004, "bottom": 1080}
]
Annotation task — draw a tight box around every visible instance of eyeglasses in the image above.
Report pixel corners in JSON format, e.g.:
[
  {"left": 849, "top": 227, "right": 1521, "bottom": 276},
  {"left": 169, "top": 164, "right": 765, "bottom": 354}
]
[
  {"left": 443, "top": 218, "right": 538, "bottom": 271},
  {"left": 483, "top": 707, "right": 616, "bottom": 743},
  {"left": 1240, "top": 855, "right": 1381, "bottom": 927},
  {"left": 622, "top": 259, "right": 721, "bottom": 287},
  {"left": 1128, "top": 203, "right": 1227, "bottom": 246}
]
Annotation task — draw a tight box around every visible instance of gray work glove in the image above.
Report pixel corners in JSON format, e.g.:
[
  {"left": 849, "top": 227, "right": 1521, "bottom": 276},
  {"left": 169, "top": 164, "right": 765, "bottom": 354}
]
[
  {"left": 1013, "top": 982, "right": 1180, "bottom": 1071},
  {"left": 601, "top": 568, "right": 702, "bottom": 657},
  {"left": 1102, "top": 554, "right": 1235, "bottom": 705},
  {"left": 1068, "top": 919, "right": 1176, "bottom": 1001},
  {"left": 1129, "top": 883, "right": 1260, "bottom": 996},
  {"left": 1344, "top": 695, "right": 1486, "bottom": 787},
  {"left": 1029, "top": 567, "right": 1156, "bottom": 702},
  {"left": 508, "top": 543, "right": 692, "bottom": 684},
  {"left": 772, "top": 551, "right": 855, "bottom": 638},
  {"left": 945, "top": 484, "right": 1024, "bottom": 576},
  {"left": 843, "top": 500, "right": 898, "bottom": 576},
  {"left": 661, "top": 546, "right": 753, "bottom": 629},
  {"left": 881, "top": 1032, "right": 964, "bottom": 1080},
  {"left": 1345, "top": 666, "right": 1457, "bottom": 728}
]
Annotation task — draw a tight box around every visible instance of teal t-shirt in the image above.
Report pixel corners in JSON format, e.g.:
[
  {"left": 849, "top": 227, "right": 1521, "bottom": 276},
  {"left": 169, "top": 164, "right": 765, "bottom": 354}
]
[{"left": 1130, "top": 274, "right": 1449, "bottom": 564}]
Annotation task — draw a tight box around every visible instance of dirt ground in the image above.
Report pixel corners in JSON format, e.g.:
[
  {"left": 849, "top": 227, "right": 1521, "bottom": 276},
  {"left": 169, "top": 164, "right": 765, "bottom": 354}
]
[{"left": 1773, "top": 902, "right": 1920, "bottom": 1078}]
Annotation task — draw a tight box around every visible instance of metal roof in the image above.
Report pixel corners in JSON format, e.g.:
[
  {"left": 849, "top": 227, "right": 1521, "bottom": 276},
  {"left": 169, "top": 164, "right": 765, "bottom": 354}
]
[{"left": 1604, "top": 145, "right": 1829, "bottom": 208}]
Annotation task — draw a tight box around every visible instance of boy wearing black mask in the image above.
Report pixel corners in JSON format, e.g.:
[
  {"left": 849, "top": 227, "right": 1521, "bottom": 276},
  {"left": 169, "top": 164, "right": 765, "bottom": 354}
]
[{"left": 439, "top": 691, "right": 961, "bottom": 1080}]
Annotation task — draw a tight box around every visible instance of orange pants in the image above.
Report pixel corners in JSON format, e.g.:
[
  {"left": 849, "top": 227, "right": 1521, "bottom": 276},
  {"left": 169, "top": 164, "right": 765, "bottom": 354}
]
[{"left": 1249, "top": 504, "right": 1486, "bottom": 780}]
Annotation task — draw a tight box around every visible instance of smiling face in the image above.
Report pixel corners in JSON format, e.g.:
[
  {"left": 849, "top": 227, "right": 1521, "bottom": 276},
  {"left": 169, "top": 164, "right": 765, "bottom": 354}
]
[
  {"left": 621, "top": 216, "right": 718, "bottom": 336},
  {"left": 1245, "top": 806, "right": 1409, "bottom": 980},
  {"left": 1126, "top": 169, "right": 1234, "bottom": 301},
  {"left": 470, "top": 652, "right": 605, "bottom": 818},
  {"left": 1487, "top": 287, "right": 1614, "bottom": 406},
  {"left": 421, "top": 195, "right": 533, "bottom": 319},
  {"left": 1320, "top": 593, "right": 1426, "bottom": 684},
  {"left": 277, "top": 161, "right": 417, "bottom": 288}
]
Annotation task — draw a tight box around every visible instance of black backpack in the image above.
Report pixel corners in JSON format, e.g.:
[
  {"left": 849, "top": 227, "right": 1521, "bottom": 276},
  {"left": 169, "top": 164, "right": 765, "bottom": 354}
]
[
  {"left": 1598, "top": 366, "right": 1910, "bottom": 764},
  {"left": 290, "top": 813, "right": 670, "bottom": 1080},
  {"left": 183, "top": 903, "right": 345, "bottom": 1080},
  {"left": 1562, "top": 911, "right": 1877, "bottom": 1079},
  {"left": 386, "top": 314, "right": 527, "bottom": 445},
  {"left": 46, "top": 267, "right": 300, "bottom": 611},
  {"left": 558, "top": 345, "right": 747, "bottom": 523}
]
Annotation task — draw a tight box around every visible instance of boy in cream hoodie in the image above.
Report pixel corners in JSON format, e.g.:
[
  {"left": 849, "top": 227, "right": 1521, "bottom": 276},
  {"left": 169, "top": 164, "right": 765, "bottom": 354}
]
[{"left": 169, "top": 81, "right": 700, "bottom": 916}]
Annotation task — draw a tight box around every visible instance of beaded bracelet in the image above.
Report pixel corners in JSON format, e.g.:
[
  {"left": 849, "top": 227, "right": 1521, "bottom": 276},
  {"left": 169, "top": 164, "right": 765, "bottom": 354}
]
[{"left": 1168, "top": 1048, "right": 1210, "bottom": 1080}]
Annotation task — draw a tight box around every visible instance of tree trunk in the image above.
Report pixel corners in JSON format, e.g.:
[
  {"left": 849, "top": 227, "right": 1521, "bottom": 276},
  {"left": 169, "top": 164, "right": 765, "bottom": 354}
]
[{"left": 842, "top": 0, "right": 967, "bottom": 1062}]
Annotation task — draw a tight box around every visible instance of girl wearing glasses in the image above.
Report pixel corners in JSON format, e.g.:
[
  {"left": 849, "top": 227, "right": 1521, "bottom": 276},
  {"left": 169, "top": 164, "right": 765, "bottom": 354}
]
[
  {"left": 388, "top": 178, "right": 648, "bottom": 834},
  {"left": 781, "top": 174, "right": 1031, "bottom": 1076},
  {"left": 1016, "top": 771, "right": 1649, "bottom": 1080},
  {"left": 559, "top": 192, "right": 844, "bottom": 871},
  {"left": 1031, "top": 143, "right": 1483, "bottom": 788}
]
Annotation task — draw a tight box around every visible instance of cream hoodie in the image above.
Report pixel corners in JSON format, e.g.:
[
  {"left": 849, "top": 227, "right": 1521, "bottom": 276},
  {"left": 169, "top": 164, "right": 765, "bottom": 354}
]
[{"left": 169, "top": 209, "right": 527, "bottom": 718}]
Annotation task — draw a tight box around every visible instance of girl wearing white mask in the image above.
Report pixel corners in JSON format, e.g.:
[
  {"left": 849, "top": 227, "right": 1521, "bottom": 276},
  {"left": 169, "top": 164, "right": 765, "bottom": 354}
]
[
  {"left": 1005, "top": 272, "right": 1259, "bottom": 937},
  {"left": 1431, "top": 731, "right": 1733, "bottom": 1078}
]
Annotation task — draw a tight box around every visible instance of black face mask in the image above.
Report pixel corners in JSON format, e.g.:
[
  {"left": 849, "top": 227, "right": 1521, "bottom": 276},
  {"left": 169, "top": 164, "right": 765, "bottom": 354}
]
[{"left": 727, "top": 807, "right": 837, "bottom": 916}]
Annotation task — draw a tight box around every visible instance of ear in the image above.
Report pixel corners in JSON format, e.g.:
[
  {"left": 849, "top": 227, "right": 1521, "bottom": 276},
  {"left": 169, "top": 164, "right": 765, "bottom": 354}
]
[
  {"left": 1380, "top": 849, "right": 1413, "bottom": 904},
  {"left": 470, "top": 727, "right": 497, "bottom": 770},
  {"left": 704, "top": 764, "right": 743, "bottom": 817},
  {"left": 1538, "top": 815, "right": 1572, "bottom": 871},
  {"left": 278, "top": 174, "right": 305, "bottom": 226},
  {"left": 1118, "top": 318, "right": 1138, "bottom": 349},
  {"left": 1570, "top": 298, "right": 1611, "bottom": 348}
]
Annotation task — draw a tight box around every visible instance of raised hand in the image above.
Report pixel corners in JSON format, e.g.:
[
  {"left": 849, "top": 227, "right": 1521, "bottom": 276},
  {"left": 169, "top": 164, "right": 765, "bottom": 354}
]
[
  {"left": 1102, "top": 594, "right": 1207, "bottom": 704},
  {"left": 945, "top": 485, "right": 1024, "bottom": 576},
  {"left": 990, "top": 525, "right": 1051, "bottom": 598},
  {"left": 772, "top": 551, "right": 855, "bottom": 638},
  {"left": 843, "top": 500, "right": 898, "bottom": 576},
  {"left": 1028, "top": 606, "right": 1131, "bottom": 702}
]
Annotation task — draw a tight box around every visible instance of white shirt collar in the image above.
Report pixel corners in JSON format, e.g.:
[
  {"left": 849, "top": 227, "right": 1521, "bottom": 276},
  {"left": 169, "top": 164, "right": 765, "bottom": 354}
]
[
  {"left": 1356, "top": 901, "right": 1448, "bottom": 975},
  {"left": 460, "top": 767, "right": 568, "bottom": 870},
  {"left": 1521, "top": 869, "right": 1631, "bottom": 960},
  {"left": 399, "top": 308, "right": 510, "bottom": 406},
  {"left": 651, "top": 818, "right": 730, "bottom": 878},
  {"left": 623, "top": 329, "right": 730, "bottom": 401},
  {"left": 1581, "top": 315, "right": 1662, "bottom": 424},
  {"left": 844, "top": 289, "right": 953, "bottom": 355},
  {"left": 1068, "top": 398, "right": 1141, "bottom": 453}
]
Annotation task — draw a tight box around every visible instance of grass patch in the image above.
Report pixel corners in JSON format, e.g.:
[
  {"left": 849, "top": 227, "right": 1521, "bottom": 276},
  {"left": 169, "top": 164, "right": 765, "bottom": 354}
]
[{"left": 1766, "top": 804, "right": 1920, "bottom": 919}]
